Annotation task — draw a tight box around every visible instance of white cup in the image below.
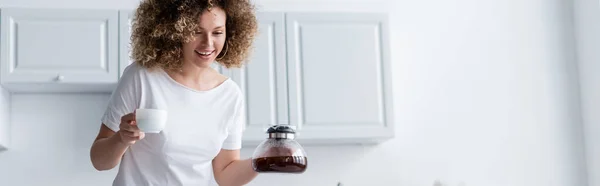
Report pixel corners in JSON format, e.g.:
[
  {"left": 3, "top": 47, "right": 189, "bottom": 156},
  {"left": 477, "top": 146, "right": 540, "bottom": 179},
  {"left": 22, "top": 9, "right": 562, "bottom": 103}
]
[{"left": 135, "top": 108, "right": 168, "bottom": 133}]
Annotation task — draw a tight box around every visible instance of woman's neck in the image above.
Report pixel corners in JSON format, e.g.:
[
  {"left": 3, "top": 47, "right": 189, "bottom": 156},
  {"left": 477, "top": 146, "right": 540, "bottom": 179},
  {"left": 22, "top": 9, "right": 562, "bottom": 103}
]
[
  {"left": 167, "top": 63, "right": 225, "bottom": 91},
  {"left": 180, "top": 66, "right": 216, "bottom": 82}
]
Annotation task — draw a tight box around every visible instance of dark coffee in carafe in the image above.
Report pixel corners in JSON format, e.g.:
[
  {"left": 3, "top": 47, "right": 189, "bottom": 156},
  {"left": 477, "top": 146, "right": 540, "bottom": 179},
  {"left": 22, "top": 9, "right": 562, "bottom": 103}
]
[{"left": 252, "top": 156, "right": 307, "bottom": 173}]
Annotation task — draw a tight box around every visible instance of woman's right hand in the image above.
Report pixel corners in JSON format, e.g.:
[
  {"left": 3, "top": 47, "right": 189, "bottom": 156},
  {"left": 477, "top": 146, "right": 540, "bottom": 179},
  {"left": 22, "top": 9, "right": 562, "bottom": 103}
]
[{"left": 118, "top": 112, "right": 145, "bottom": 145}]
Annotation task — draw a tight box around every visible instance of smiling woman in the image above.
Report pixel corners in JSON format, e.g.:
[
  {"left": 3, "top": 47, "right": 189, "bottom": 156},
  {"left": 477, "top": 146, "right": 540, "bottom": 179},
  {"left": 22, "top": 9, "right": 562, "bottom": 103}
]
[{"left": 89, "top": 0, "right": 259, "bottom": 186}]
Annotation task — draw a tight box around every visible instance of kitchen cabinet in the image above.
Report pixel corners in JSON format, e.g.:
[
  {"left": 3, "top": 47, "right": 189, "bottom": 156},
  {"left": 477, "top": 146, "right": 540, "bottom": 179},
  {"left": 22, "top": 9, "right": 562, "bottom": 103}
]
[
  {"left": 229, "top": 12, "right": 288, "bottom": 144},
  {"left": 232, "top": 12, "right": 395, "bottom": 145},
  {"left": 286, "top": 12, "right": 394, "bottom": 144},
  {"left": 0, "top": 8, "right": 120, "bottom": 92},
  {"left": 0, "top": 7, "right": 395, "bottom": 145},
  {"left": 119, "top": 10, "right": 133, "bottom": 78},
  {"left": 0, "top": 87, "right": 9, "bottom": 151}
]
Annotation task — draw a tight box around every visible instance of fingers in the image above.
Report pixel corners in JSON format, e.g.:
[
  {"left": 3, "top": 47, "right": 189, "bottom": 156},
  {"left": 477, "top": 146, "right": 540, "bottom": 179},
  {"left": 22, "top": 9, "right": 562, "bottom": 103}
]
[
  {"left": 120, "top": 113, "right": 136, "bottom": 125},
  {"left": 120, "top": 134, "right": 144, "bottom": 144},
  {"left": 120, "top": 130, "right": 145, "bottom": 140},
  {"left": 139, "top": 131, "right": 145, "bottom": 139},
  {"left": 120, "top": 121, "right": 139, "bottom": 132},
  {"left": 120, "top": 130, "right": 143, "bottom": 138},
  {"left": 118, "top": 112, "right": 145, "bottom": 144},
  {"left": 120, "top": 113, "right": 139, "bottom": 132}
]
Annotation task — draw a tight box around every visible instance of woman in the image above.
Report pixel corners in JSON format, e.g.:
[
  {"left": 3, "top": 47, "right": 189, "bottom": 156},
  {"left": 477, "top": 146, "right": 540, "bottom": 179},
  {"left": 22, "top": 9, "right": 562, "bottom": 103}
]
[{"left": 90, "top": 0, "right": 259, "bottom": 185}]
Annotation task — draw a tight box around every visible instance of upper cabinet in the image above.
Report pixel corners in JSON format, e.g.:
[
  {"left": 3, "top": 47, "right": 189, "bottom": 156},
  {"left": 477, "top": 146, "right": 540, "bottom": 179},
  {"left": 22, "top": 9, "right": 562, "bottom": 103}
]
[
  {"left": 229, "top": 12, "right": 288, "bottom": 144},
  {"left": 286, "top": 13, "right": 394, "bottom": 144},
  {"left": 0, "top": 8, "right": 120, "bottom": 92},
  {"left": 232, "top": 12, "right": 395, "bottom": 145}
]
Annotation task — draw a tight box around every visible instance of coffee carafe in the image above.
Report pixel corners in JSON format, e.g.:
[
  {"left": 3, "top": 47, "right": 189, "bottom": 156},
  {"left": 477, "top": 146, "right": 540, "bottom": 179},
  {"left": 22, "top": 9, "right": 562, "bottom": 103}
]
[{"left": 251, "top": 125, "right": 307, "bottom": 173}]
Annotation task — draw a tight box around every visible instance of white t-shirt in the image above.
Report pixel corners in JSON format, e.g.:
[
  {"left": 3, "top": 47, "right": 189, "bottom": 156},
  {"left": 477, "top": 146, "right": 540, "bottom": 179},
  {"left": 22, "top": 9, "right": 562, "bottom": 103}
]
[{"left": 101, "top": 62, "right": 246, "bottom": 186}]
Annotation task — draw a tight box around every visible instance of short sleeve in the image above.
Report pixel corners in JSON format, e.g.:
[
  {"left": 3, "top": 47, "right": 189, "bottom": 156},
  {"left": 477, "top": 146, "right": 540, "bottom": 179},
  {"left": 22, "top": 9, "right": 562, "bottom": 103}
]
[
  {"left": 221, "top": 94, "right": 246, "bottom": 150},
  {"left": 100, "top": 64, "right": 142, "bottom": 132}
]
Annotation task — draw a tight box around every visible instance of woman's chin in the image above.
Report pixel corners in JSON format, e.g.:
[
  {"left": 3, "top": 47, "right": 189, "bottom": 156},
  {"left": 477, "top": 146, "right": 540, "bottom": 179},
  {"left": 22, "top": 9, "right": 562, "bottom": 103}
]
[
  {"left": 182, "top": 55, "right": 217, "bottom": 68},
  {"left": 191, "top": 59, "right": 216, "bottom": 68}
]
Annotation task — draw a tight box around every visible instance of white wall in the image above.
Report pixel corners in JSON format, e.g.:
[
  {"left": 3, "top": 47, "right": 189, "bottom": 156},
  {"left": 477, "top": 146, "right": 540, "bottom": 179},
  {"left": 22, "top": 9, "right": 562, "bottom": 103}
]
[
  {"left": 0, "top": 0, "right": 588, "bottom": 186},
  {"left": 574, "top": 0, "right": 600, "bottom": 185}
]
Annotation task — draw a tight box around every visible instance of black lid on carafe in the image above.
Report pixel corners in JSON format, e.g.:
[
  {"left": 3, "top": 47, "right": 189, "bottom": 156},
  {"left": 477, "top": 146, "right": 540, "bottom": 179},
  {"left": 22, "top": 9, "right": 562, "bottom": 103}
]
[{"left": 266, "top": 125, "right": 296, "bottom": 134}]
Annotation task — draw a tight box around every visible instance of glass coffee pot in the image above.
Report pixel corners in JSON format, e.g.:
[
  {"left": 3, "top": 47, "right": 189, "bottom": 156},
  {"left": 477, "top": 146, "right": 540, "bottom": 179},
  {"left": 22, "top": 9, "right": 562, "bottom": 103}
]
[{"left": 251, "top": 125, "right": 307, "bottom": 173}]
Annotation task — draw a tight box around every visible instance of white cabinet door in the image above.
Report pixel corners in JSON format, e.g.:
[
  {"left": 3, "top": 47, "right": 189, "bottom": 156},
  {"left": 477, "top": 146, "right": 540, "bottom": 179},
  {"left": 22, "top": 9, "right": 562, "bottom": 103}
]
[
  {"left": 286, "top": 13, "right": 394, "bottom": 143},
  {"left": 0, "top": 87, "right": 9, "bottom": 151},
  {"left": 0, "top": 8, "right": 119, "bottom": 92},
  {"left": 229, "top": 12, "right": 288, "bottom": 145},
  {"left": 119, "top": 10, "right": 134, "bottom": 77}
]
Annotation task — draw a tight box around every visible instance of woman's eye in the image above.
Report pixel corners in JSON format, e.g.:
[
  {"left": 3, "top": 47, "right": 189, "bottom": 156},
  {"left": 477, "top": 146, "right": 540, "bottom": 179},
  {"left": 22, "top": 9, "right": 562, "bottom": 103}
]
[{"left": 214, "top": 31, "right": 224, "bottom": 35}]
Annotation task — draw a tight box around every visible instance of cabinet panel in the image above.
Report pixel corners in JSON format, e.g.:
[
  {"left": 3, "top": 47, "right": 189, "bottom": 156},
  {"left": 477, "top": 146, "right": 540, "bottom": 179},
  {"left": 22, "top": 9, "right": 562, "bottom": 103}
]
[
  {"left": 0, "top": 8, "right": 119, "bottom": 86},
  {"left": 0, "top": 87, "right": 9, "bottom": 151},
  {"left": 119, "top": 10, "right": 134, "bottom": 77},
  {"left": 286, "top": 13, "right": 394, "bottom": 141},
  {"left": 230, "top": 12, "right": 287, "bottom": 144}
]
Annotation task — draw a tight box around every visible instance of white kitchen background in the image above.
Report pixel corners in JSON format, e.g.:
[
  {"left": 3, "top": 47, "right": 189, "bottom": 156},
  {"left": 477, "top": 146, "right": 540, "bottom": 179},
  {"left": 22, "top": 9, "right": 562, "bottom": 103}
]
[{"left": 0, "top": 0, "right": 599, "bottom": 186}]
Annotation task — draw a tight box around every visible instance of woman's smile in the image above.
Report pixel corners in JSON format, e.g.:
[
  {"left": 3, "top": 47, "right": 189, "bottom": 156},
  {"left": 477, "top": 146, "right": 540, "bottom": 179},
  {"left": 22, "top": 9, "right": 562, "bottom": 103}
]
[{"left": 194, "top": 49, "right": 216, "bottom": 59}]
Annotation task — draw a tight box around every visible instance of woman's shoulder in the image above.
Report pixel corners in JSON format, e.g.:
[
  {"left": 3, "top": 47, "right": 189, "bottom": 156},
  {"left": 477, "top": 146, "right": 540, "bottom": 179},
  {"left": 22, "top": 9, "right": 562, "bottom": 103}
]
[
  {"left": 120, "top": 62, "right": 165, "bottom": 80},
  {"left": 121, "top": 62, "right": 150, "bottom": 76},
  {"left": 115, "top": 62, "right": 164, "bottom": 91},
  {"left": 209, "top": 77, "right": 244, "bottom": 105},
  {"left": 220, "top": 78, "right": 244, "bottom": 97},
  {"left": 220, "top": 78, "right": 245, "bottom": 110}
]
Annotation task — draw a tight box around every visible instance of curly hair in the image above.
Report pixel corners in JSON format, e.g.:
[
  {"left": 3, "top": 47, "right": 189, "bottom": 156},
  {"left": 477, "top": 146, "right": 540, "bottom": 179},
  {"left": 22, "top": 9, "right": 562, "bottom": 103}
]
[{"left": 130, "top": 0, "right": 258, "bottom": 70}]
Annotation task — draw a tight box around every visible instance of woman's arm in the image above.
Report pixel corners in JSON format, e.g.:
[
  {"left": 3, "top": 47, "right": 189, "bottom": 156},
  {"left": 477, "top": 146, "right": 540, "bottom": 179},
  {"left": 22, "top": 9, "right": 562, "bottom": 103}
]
[
  {"left": 212, "top": 149, "right": 258, "bottom": 186},
  {"left": 90, "top": 113, "right": 144, "bottom": 171},
  {"left": 90, "top": 124, "right": 129, "bottom": 171},
  {"left": 91, "top": 63, "right": 143, "bottom": 171}
]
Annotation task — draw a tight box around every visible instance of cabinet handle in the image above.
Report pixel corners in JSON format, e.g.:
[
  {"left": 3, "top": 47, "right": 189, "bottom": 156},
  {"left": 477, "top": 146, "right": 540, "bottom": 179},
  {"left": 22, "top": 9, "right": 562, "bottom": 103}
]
[{"left": 55, "top": 75, "right": 65, "bottom": 81}]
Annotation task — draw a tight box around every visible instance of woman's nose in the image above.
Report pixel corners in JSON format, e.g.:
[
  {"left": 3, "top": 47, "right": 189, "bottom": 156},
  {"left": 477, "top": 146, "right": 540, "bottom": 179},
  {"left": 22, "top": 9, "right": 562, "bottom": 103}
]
[{"left": 200, "top": 34, "right": 212, "bottom": 47}]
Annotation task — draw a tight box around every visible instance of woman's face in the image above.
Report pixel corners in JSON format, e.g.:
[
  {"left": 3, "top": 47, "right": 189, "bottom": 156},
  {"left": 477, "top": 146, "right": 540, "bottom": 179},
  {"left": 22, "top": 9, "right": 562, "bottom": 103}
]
[{"left": 182, "top": 7, "right": 227, "bottom": 68}]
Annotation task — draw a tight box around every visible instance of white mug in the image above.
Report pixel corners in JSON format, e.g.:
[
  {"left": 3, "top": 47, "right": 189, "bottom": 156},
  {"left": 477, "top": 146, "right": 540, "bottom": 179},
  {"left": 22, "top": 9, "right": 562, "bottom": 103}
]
[{"left": 135, "top": 108, "right": 168, "bottom": 133}]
